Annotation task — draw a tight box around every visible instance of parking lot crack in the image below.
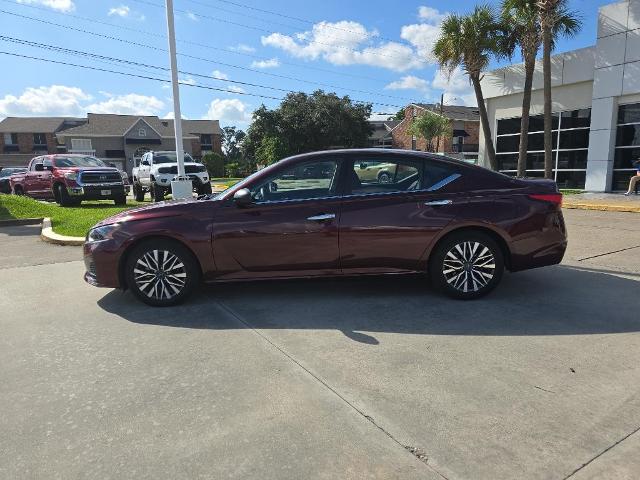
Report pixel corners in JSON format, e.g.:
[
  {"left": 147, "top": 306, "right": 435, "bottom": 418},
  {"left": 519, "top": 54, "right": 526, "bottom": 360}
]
[
  {"left": 217, "top": 301, "right": 449, "bottom": 480},
  {"left": 561, "top": 424, "right": 640, "bottom": 479},
  {"left": 577, "top": 244, "right": 640, "bottom": 262}
]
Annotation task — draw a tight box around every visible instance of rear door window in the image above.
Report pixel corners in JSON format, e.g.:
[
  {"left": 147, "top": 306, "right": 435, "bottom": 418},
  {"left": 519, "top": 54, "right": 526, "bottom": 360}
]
[{"left": 348, "top": 157, "right": 422, "bottom": 195}]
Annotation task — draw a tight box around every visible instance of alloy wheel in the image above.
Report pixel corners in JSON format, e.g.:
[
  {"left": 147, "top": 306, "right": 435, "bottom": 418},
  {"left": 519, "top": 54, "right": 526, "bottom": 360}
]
[
  {"left": 442, "top": 241, "right": 496, "bottom": 293},
  {"left": 133, "top": 249, "right": 187, "bottom": 300}
]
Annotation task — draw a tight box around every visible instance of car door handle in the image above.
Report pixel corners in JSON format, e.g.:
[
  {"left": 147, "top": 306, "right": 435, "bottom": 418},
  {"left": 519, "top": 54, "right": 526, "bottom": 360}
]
[
  {"left": 424, "top": 200, "right": 452, "bottom": 206},
  {"left": 307, "top": 213, "right": 336, "bottom": 222}
]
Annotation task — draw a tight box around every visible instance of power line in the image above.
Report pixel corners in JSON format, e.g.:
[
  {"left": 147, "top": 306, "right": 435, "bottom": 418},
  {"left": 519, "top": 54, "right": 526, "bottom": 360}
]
[
  {"left": 129, "top": 0, "right": 408, "bottom": 61},
  {"left": 0, "top": 8, "right": 413, "bottom": 105},
  {"left": 0, "top": 42, "right": 406, "bottom": 108},
  {"left": 0, "top": 0, "right": 386, "bottom": 83},
  {"left": 0, "top": 50, "right": 284, "bottom": 100}
]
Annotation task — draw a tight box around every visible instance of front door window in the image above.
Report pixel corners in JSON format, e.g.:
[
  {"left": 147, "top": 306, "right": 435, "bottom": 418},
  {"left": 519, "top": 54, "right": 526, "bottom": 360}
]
[{"left": 250, "top": 160, "right": 338, "bottom": 202}]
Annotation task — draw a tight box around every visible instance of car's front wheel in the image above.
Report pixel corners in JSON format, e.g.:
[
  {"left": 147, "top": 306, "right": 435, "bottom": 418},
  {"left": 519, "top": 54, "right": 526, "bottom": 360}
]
[
  {"left": 429, "top": 231, "right": 504, "bottom": 300},
  {"left": 125, "top": 239, "right": 200, "bottom": 306}
]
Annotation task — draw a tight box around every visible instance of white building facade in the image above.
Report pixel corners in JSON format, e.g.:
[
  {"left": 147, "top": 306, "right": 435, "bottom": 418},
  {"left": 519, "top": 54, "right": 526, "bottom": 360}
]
[{"left": 479, "top": 0, "right": 640, "bottom": 191}]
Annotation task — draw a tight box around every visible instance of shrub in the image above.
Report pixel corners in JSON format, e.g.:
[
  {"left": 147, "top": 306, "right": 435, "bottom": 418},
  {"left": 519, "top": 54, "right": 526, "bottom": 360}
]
[{"left": 202, "top": 152, "right": 225, "bottom": 177}]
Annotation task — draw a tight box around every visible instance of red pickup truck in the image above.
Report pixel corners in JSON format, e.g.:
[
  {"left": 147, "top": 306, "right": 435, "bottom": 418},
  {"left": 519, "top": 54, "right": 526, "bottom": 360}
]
[{"left": 10, "top": 154, "right": 128, "bottom": 206}]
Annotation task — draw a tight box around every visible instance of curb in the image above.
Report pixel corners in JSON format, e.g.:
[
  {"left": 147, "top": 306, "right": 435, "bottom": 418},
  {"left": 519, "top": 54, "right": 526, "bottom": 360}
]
[
  {"left": 40, "top": 218, "right": 85, "bottom": 246},
  {"left": 0, "top": 217, "right": 44, "bottom": 227},
  {"left": 563, "top": 203, "right": 640, "bottom": 214}
]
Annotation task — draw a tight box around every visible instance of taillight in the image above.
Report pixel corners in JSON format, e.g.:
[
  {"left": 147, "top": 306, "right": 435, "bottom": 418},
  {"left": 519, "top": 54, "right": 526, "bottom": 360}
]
[{"left": 528, "top": 193, "right": 563, "bottom": 206}]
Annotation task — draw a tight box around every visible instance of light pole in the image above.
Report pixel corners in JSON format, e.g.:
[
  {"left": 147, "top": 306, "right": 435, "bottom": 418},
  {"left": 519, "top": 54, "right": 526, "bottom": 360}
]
[{"left": 165, "top": 0, "right": 192, "bottom": 199}]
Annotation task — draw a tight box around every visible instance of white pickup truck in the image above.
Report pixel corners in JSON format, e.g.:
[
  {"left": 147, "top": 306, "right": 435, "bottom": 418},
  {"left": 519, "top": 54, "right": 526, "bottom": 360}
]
[{"left": 131, "top": 151, "right": 212, "bottom": 201}]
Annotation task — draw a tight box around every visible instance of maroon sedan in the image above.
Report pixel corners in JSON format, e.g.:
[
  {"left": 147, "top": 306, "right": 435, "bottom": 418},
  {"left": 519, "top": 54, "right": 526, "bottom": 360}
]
[{"left": 84, "top": 149, "right": 567, "bottom": 306}]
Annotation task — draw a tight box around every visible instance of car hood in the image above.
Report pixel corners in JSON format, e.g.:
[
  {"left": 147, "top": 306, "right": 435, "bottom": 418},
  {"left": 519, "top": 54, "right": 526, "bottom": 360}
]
[
  {"left": 154, "top": 162, "right": 204, "bottom": 168},
  {"left": 94, "top": 197, "right": 218, "bottom": 228}
]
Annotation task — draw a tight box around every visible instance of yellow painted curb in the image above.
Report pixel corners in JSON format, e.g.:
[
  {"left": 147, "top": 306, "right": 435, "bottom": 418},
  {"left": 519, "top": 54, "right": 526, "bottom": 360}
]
[
  {"left": 40, "top": 218, "right": 85, "bottom": 246},
  {"left": 563, "top": 203, "right": 640, "bottom": 213}
]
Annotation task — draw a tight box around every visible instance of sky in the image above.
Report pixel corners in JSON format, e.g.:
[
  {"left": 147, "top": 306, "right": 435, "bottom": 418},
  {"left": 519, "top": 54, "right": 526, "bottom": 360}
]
[{"left": 0, "top": 0, "right": 612, "bottom": 128}]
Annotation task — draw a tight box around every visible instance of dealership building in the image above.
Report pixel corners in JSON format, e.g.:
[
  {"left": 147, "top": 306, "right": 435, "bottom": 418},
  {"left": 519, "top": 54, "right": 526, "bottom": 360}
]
[{"left": 479, "top": 0, "right": 640, "bottom": 191}]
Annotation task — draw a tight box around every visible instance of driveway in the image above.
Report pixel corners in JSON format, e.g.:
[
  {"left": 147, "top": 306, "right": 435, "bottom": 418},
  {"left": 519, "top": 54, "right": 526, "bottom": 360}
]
[{"left": 1, "top": 209, "right": 639, "bottom": 479}]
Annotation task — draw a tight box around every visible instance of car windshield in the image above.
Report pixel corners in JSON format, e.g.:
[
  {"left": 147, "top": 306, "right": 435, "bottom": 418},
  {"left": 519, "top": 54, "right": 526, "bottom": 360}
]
[
  {"left": 0, "top": 168, "right": 25, "bottom": 177},
  {"left": 153, "top": 153, "right": 194, "bottom": 164},
  {"left": 53, "top": 156, "right": 106, "bottom": 168}
]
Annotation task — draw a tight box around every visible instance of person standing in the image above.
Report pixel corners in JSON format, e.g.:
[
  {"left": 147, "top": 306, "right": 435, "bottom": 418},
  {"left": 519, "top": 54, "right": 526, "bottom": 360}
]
[{"left": 624, "top": 160, "right": 640, "bottom": 195}]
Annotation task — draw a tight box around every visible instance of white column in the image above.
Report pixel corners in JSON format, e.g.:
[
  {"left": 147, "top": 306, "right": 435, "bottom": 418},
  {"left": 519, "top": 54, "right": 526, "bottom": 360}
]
[{"left": 165, "top": 0, "right": 192, "bottom": 199}]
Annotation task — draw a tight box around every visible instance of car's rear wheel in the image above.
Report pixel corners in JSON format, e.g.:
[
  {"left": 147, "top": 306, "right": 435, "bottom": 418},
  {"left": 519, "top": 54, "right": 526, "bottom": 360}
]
[
  {"left": 125, "top": 239, "right": 200, "bottom": 306},
  {"left": 133, "top": 182, "right": 145, "bottom": 202},
  {"left": 152, "top": 184, "right": 165, "bottom": 202},
  {"left": 429, "top": 231, "right": 504, "bottom": 300}
]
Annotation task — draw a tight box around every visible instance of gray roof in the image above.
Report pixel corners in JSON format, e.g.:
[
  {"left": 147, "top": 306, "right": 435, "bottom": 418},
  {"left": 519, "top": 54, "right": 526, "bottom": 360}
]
[
  {"left": 368, "top": 120, "right": 399, "bottom": 140},
  {"left": 57, "top": 114, "right": 221, "bottom": 138},
  {"left": 0, "top": 117, "right": 83, "bottom": 133},
  {"left": 413, "top": 104, "right": 480, "bottom": 122}
]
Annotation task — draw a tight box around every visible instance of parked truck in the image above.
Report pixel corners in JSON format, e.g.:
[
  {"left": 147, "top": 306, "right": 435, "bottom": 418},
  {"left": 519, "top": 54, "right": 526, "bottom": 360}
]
[
  {"left": 131, "top": 151, "right": 211, "bottom": 202},
  {"left": 10, "top": 154, "right": 128, "bottom": 206}
]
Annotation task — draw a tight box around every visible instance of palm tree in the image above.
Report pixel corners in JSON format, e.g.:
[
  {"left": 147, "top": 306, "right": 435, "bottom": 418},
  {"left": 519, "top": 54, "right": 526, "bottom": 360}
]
[
  {"left": 433, "top": 5, "right": 508, "bottom": 170},
  {"left": 501, "top": 0, "right": 541, "bottom": 177},
  {"left": 537, "top": 0, "right": 581, "bottom": 179},
  {"left": 408, "top": 110, "right": 453, "bottom": 153}
]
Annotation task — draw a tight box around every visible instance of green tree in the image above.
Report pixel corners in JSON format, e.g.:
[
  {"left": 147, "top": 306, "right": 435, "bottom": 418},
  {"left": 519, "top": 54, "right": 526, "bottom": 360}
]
[
  {"left": 255, "top": 136, "right": 287, "bottom": 167},
  {"left": 201, "top": 151, "right": 225, "bottom": 178},
  {"left": 537, "top": 0, "right": 581, "bottom": 178},
  {"left": 408, "top": 110, "right": 452, "bottom": 153},
  {"left": 391, "top": 109, "right": 406, "bottom": 121},
  {"left": 502, "top": 0, "right": 542, "bottom": 177},
  {"left": 221, "top": 126, "right": 246, "bottom": 161},
  {"left": 243, "top": 90, "right": 373, "bottom": 162},
  {"left": 433, "top": 5, "right": 509, "bottom": 170}
]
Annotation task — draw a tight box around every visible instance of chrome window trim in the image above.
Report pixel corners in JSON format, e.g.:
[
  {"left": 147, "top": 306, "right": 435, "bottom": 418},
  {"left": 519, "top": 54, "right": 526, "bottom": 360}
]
[{"left": 426, "top": 173, "right": 462, "bottom": 192}]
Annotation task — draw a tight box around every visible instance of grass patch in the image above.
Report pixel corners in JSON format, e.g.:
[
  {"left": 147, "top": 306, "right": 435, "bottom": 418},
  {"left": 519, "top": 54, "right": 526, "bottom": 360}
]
[
  {"left": 210, "top": 177, "right": 242, "bottom": 188},
  {"left": 0, "top": 194, "right": 146, "bottom": 237},
  {"left": 560, "top": 189, "right": 584, "bottom": 195}
]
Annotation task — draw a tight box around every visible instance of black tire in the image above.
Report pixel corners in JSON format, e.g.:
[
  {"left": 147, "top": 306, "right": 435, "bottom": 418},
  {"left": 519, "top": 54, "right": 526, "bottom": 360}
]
[
  {"left": 125, "top": 239, "right": 200, "bottom": 307},
  {"left": 429, "top": 231, "right": 504, "bottom": 300},
  {"left": 57, "top": 183, "right": 75, "bottom": 207},
  {"left": 152, "top": 184, "right": 165, "bottom": 202},
  {"left": 198, "top": 182, "right": 212, "bottom": 195},
  {"left": 13, "top": 186, "right": 24, "bottom": 196},
  {"left": 133, "top": 182, "right": 145, "bottom": 202},
  {"left": 378, "top": 171, "right": 392, "bottom": 184},
  {"left": 114, "top": 194, "right": 127, "bottom": 206}
]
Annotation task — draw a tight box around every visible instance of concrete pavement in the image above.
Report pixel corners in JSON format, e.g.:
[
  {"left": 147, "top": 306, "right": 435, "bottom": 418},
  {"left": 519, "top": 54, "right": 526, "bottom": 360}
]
[{"left": 1, "top": 209, "right": 639, "bottom": 479}]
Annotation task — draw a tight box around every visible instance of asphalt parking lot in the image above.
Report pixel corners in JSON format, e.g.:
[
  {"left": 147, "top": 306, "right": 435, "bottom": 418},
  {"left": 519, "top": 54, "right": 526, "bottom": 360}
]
[{"left": 1, "top": 209, "right": 639, "bottom": 480}]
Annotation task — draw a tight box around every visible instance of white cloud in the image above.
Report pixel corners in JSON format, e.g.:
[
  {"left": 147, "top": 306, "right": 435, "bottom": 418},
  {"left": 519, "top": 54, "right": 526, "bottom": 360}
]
[
  {"left": 227, "top": 85, "right": 245, "bottom": 94},
  {"left": 250, "top": 58, "right": 280, "bottom": 69},
  {"left": 86, "top": 93, "right": 165, "bottom": 115},
  {"left": 212, "top": 70, "right": 229, "bottom": 80},
  {"left": 385, "top": 75, "right": 430, "bottom": 93},
  {"left": 108, "top": 4, "right": 129, "bottom": 17},
  {"left": 261, "top": 20, "right": 424, "bottom": 72},
  {"left": 400, "top": 23, "right": 441, "bottom": 65},
  {"left": 0, "top": 85, "right": 90, "bottom": 117},
  {"left": 230, "top": 44, "right": 256, "bottom": 53},
  {"left": 163, "top": 111, "right": 189, "bottom": 120},
  {"left": 369, "top": 112, "right": 395, "bottom": 121},
  {"left": 418, "top": 6, "right": 446, "bottom": 23},
  {"left": 432, "top": 67, "right": 477, "bottom": 106},
  {"left": 205, "top": 98, "right": 251, "bottom": 122},
  {"left": 16, "top": 0, "right": 74, "bottom": 12},
  {"left": 179, "top": 76, "right": 197, "bottom": 86},
  {"left": 186, "top": 11, "right": 198, "bottom": 21}
]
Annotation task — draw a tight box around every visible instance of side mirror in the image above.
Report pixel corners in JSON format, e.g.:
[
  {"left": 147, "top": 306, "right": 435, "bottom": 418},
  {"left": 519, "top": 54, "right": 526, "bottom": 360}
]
[
  {"left": 233, "top": 188, "right": 252, "bottom": 207},
  {"left": 359, "top": 163, "right": 367, "bottom": 170},
  {"left": 34, "top": 163, "right": 44, "bottom": 172},
  {"left": 141, "top": 159, "right": 150, "bottom": 166}
]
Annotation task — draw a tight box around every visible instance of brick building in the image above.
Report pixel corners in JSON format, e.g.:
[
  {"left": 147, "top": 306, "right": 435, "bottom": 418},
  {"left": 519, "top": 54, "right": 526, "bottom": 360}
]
[
  {"left": 369, "top": 103, "right": 480, "bottom": 163},
  {"left": 0, "top": 114, "right": 223, "bottom": 174}
]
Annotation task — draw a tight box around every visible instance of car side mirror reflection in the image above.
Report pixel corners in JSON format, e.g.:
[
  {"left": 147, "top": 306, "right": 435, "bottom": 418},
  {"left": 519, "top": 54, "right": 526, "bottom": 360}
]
[
  {"left": 359, "top": 163, "right": 367, "bottom": 170},
  {"left": 233, "top": 188, "right": 252, "bottom": 207},
  {"left": 141, "top": 160, "right": 150, "bottom": 166}
]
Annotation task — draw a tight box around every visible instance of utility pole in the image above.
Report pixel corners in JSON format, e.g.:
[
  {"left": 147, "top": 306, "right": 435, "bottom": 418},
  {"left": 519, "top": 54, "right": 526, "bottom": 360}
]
[{"left": 165, "top": 0, "right": 192, "bottom": 199}]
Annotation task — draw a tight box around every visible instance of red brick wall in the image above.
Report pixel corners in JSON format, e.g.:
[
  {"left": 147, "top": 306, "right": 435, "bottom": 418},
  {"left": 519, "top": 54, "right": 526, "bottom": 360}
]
[
  {"left": 45, "top": 133, "right": 58, "bottom": 153},
  {"left": 17, "top": 133, "right": 32, "bottom": 154},
  {"left": 212, "top": 134, "right": 222, "bottom": 155},
  {"left": 392, "top": 105, "right": 479, "bottom": 154},
  {"left": 191, "top": 139, "right": 202, "bottom": 159}
]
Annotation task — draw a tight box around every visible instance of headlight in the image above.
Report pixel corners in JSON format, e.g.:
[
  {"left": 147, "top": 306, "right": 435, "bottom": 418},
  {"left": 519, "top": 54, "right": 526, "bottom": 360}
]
[
  {"left": 86, "top": 224, "right": 120, "bottom": 242},
  {"left": 65, "top": 172, "right": 78, "bottom": 181}
]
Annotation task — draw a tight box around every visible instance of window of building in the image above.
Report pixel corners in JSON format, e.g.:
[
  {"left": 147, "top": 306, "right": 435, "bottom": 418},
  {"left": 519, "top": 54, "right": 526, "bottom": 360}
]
[
  {"left": 71, "top": 138, "right": 93, "bottom": 152},
  {"left": 4, "top": 133, "right": 17, "bottom": 145},
  {"left": 495, "top": 109, "right": 590, "bottom": 189},
  {"left": 33, "top": 133, "right": 47, "bottom": 146},
  {"left": 613, "top": 103, "right": 640, "bottom": 190},
  {"left": 138, "top": 128, "right": 147, "bottom": 137}
]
